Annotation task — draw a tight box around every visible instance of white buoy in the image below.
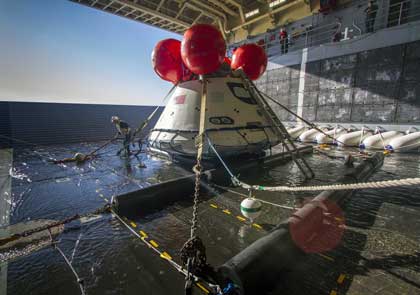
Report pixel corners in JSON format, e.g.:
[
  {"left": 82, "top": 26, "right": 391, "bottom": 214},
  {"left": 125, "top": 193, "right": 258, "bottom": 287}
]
[
  {"left": 361, "top": 131, "right": 403, "bottom": 150},
  {"left": 287, "top": 125, "right": 306, "bottom": 139},
  {"left": 240, "top": 198, "right": 262, "bottom": 221},
  {"left": 299, "top": 128, "right": 325, "bottom": 143},
  {"left": 387, "top": 131, "right": 420, "bottom": 152}
]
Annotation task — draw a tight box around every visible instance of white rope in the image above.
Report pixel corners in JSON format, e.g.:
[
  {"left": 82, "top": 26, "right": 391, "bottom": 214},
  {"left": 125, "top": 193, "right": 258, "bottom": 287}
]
[
  {"left": 212, "top": 184, "right": 296, "bottom": 210},
  {"left": 251, "top": 177, "right": 420, "bottom": 192},
  {"left": 207, "top": 136, "right": 420, "bottom": 193}
]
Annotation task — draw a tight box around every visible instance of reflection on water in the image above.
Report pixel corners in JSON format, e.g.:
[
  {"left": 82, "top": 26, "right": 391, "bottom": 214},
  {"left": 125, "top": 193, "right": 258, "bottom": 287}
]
[{"left": 3, "top": 142, "right": 420, "bottom": 294}]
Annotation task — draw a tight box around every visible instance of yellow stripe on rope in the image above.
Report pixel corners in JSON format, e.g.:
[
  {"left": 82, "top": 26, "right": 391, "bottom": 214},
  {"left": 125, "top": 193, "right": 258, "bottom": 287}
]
[
  {"left": 318, "top": 253, "right": 335, "bottom": 262},
  {"left": 337, "top": 274, "right": 346, "bottom": 284},
  {"left": 236, "top": 216, "right": 246, "bottom": 222},
  {"left": 334, "top": 217, "right": 344, "bottom": 223},
  {"left": 195, "top": 282, "right": 210, "bottom": 294},
  {"left": 160, "top": 251, "right": 172, "bottom": 260},
  {"left": 252, "top": 223, "right": 262, "bottom": 230},
  {"left": 149, "top": 240, "right": 159, "bottom": 248},
  {"left": 222, "top": 209, "right": 231, "bottom": 215},
  {"left": 139, "top": 230, "right": 148, "bottom": 238},
  {"left": 130, "top": 222, "right": 137, "bottom": 228},
  {"left": 210, "top": 204, "right": 218, "bottom": 209}
]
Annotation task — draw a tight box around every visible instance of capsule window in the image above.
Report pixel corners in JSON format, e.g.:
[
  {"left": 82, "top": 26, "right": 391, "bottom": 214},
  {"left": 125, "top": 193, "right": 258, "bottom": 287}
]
[
  {"left": 227, "top": 82, "right": 257, "bottom": 105},
  {"left": 209, "top": 116, "right": 234, "bottom": 125},
  {"left": 246, "top": 122, "right": 262, "bottom": 128}
]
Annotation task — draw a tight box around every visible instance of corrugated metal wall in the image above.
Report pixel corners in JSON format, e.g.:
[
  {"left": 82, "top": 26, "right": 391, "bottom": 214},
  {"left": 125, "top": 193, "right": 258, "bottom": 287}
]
[
  {"left": 256, "top": 40, "right": 420, "bottom": 124},
  {"left": 0, "top": 102, "right": 163, "bottom": 147}
]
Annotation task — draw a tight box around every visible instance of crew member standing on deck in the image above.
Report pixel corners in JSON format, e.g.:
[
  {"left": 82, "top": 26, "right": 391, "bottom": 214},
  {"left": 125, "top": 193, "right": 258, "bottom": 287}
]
[
  {"left": 111, "top": 116, "right": 132, "bottom": 157},
  {"left": 365, "top": 0, "right": 378, "bottom": 33},
  {"left": 279, "top": 28, "right": 288, "bottom": 54}
]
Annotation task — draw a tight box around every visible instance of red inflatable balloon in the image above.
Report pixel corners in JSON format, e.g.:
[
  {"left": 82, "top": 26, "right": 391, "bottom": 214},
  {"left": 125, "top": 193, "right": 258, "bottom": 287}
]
[
  {"left": 181, "top": 24, "right": 226, "bottom": 75},
  {"left": 181, "top": 63, "right": 195, "bottom": 82},
  {"left": 231, "top": 44, "right": 268, "bottom": 80},
  {"left": 223, "top": 56, "right": 231, "bottom": 65},
  {"left": 152, "top": 39, "right": 183, "bottom": 84}
]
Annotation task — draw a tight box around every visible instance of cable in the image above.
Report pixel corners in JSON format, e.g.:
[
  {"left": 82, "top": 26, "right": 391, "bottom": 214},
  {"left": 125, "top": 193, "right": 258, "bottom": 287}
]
[
  {"left": 111, "top": 208, "right": 221, "bottom": 294},
  {"left": 255, "top": 88, "right": 350, "bottom": 146},
  {"left": 212, "top": 183, "right": 296, "bottom": 211},
  {"left": 53, "top": 242, "right": 86, "bottom": 295},
  {"left": 47, "top": 229, "right": 86, "bottom": 295},
  {"left": 2, "top": 132, "right": 220, "bottom": 293},
  {"left": 207, "top": 135, "right": 420, "bottom": 192},
  {"left": 132, "top": 84, "right": 175, "bottom": 140}
]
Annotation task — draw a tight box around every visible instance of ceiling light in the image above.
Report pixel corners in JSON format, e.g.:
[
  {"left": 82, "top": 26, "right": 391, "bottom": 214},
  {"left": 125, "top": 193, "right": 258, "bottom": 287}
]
[
  {"left": 269, "top": 0, "right": 286, "bottom": 8},
  {"left": 245, "top": 9, "right": 259, "bottom": 18}
]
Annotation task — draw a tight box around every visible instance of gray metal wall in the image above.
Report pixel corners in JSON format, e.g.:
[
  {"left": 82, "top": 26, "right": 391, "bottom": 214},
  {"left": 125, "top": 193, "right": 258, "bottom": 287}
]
[
  {"left": 0, "top": 102, "right": 11, "bottom": 147},
  {"left": 256, "top": 40, "right": 420, "bottom": 124},
  {"left": 0, "top": 102, "right": 163, "bottom": 147}
]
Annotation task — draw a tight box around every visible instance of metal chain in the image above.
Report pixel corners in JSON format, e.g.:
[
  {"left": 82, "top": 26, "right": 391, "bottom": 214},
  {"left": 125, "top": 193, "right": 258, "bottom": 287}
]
[
  {"left": 191, "top": 162, "right": 202, "bottom": 238},
  {"left": 181, "top": 77, "right": 210, "bottom": 295}
]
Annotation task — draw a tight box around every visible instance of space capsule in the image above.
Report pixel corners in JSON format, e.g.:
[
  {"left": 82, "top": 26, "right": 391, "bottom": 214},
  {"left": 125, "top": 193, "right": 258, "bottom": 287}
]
[{"left": 148, "top": 76, "right": 282, "bottom": 158}]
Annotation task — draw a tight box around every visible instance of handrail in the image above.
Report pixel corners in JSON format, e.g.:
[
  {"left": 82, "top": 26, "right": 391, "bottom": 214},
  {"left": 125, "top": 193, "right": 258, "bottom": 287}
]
[
  {"left": 228, "top": 0, "right": 420, "bottom": 57},
  {"left": 352, "top": 19, "right": 362, "bottom": 36}
]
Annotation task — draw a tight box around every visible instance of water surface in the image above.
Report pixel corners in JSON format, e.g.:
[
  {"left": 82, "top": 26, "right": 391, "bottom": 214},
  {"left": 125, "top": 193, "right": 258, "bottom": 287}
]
[{"left": 2, "top": 143, "right": 420, "bottom": 294}]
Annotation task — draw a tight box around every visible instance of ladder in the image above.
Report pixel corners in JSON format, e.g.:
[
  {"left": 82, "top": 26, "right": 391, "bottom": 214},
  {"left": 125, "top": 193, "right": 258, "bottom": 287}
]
[{"left": 242, "top": 75, "right": 315, "bottom": 179}]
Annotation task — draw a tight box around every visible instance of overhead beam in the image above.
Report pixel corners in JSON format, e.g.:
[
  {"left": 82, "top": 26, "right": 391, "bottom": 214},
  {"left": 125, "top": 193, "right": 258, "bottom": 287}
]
[
  {"left": 151, "top": 18, "right": 168, "bottom": 25},
  {"left": 190, "top": 0, "right": 227, "bottom": 19},
  {"left": 103, "top": 1, "right": 115, "bottom": 10},
  {"left": 175, "top": 4, "right": 186, "bottom": 18},
  {"left": 186, "top": 0, "right": 228, "bottom": 36},
  {"left": 183, "top": 2, "right": 226, "bottom": 36},
  {"left": 114, "top": 4, "right": 126, "bottom": 14},
  {"left": 143, "top": 16, "right": 158, "bottom": 22},
  {"left": 156, "top": 0, "right": 165, "bottom": 12},
  {"left": 124, "top": 8, "right": 136, "bottom": 17},
  {"left": 223, "top": 0, "right": 245, "bottom": 23},
  {"left": 192, "top": 12, "right": 203, "bottom": 25},
  {"left": 112, "top": 0, "right": 190, "bottom": 28},
  {"left": 207, "top": 0, "right": 238, "bottom": 17},
  {"left": 134, "top": 12, "right": 146, "bottom": 19},
  {"left": 228, "top": 0, "right": 304, "bottom": 32}
]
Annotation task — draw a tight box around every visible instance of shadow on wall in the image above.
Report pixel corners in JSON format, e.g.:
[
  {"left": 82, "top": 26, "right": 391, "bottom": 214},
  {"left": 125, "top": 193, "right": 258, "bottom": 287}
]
[{"left": 256, "top": 40, "right": 420, "bottom": 125}]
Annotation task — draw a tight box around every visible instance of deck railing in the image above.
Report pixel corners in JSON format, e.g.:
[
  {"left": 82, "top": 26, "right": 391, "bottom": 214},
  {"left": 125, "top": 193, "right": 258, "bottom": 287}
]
[{"left": 228, "top": 0, "right": 420, "bottom": 58}]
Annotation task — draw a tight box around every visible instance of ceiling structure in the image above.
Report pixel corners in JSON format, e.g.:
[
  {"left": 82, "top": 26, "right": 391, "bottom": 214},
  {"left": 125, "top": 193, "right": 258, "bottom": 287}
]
[{"left": 70, "top": 0, "right": 307, "bottom": 42}]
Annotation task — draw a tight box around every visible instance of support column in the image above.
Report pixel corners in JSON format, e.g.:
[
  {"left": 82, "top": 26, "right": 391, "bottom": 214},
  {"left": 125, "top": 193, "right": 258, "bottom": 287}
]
[
  {"left": 0, "top": 149, "right": 12, "bottom": 295},
  {"left": 297, "top": 48, "right": 308, "bottom": 125}
]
